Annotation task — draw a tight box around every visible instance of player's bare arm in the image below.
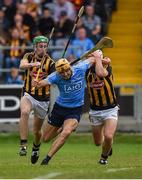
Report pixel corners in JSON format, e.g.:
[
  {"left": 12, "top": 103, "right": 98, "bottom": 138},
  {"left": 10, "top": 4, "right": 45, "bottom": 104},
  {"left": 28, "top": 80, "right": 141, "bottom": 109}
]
[
  {"left": 32, "top": 79, "right": 48, "bottom": 89},
  {"left": 20, "top": 58, "right": 41, "bottom": 69},
  {"left": 87, "top": 50, "right": 103, "bottom": 65},
  {"left": 87, "top": 50, "right": 109, "bottom": 77}
]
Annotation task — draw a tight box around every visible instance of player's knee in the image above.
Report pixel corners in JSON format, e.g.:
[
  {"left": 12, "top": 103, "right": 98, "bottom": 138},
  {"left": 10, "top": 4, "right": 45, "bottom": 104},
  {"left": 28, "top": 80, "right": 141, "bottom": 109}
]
[
  {"left": 104, "top": 134, "right": 113, "bottom": 142},
  {"left": 61, "top": 128, "right": 72, "bottom": 138},
  {"left": 21, "top": 109, "right": 30, "bottom": 117}
]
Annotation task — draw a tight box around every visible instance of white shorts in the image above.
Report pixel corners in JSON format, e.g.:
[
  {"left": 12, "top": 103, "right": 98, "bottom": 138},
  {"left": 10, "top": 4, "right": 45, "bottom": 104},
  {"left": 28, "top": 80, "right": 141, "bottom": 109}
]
[
  {"left": 24, "top": 92, "right": 49, "bottom": 119},
  {"left": 89, "top": 106, "right": 119, "bottom": 126}
]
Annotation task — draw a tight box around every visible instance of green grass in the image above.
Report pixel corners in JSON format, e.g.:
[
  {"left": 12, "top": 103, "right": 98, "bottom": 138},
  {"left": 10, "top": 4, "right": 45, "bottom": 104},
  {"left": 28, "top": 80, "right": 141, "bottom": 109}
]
[{"left": 0, "top": 132, "right": 142, "bottom": 179}]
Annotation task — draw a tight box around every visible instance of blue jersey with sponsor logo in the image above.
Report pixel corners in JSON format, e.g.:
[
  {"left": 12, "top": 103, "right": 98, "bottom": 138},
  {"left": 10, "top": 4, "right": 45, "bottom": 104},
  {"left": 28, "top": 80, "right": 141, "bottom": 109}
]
[{"left": 46, "top": 61, "right": 90, "bottom": 108}]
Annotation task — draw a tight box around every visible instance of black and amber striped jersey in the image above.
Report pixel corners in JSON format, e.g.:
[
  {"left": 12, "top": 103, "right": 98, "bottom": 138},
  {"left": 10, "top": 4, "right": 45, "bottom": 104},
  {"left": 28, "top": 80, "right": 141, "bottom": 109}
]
[
  {"left": 22, "top": 52, "right": 55, "bottom": 101},
  {"left": 85, "top": 65, "right": 117, "bottom": 110}
]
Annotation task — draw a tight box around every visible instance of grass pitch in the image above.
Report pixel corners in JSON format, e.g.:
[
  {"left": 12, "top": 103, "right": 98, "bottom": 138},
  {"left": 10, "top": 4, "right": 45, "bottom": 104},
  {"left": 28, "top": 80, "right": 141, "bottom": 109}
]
[{"left": 0, "top": 132, "right": 142, "bottom": 179}]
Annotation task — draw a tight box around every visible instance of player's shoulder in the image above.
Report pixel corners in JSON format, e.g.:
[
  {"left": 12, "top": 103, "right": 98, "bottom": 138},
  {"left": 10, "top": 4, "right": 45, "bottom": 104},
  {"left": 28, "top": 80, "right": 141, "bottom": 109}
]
[
  {"left": 48, "top": 71, "right": 57, "bottom": 78},
  {"left": 46, "top": 54, "right": 55, "bottom": 63},
  {"left": 26, "top": 52, "right": 34, "bottom": 56},
  {"left": 74, "top": 60, "right": 89, "bottom": 69},
  {"left": 22, "top": 52, "right": 34, "bottom": 60}
]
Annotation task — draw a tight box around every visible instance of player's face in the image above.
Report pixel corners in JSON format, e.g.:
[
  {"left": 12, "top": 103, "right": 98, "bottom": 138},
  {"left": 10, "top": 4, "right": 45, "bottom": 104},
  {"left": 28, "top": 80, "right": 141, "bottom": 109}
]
[
  {"left": 59, "top": 67, "right": 72, "bottom": 80},
  {"left": 36, "top": 42, "right": 47, "bottom": 57}
]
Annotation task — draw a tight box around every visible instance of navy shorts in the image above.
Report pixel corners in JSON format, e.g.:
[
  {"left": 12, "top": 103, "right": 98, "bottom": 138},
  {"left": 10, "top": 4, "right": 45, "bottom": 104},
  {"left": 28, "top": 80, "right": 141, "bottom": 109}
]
[{"left": 48, "top": 103, "right": 83, "bottom": 127}]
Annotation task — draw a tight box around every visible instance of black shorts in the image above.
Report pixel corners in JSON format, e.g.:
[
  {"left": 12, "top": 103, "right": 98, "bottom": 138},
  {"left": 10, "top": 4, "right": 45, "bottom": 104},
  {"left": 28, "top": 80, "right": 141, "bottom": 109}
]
[{"left": 48, "top": 103, "right": 83, "bottom": 127}]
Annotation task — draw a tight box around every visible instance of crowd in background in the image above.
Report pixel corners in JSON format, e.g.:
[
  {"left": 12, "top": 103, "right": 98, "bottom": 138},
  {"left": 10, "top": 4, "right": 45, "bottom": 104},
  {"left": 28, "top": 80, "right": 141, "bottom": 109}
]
[{"left": 0, "top": 0, "right": 117, "bottom": 84}]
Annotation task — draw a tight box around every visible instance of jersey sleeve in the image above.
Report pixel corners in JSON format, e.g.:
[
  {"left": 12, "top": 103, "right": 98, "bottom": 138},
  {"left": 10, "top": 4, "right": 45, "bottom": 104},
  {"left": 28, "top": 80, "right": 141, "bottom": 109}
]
[
  {"left": 22, "top": 53, "right": 31, "bottom": 62},
  {"left": 77, "top": 60, "right": 91, "bottom": 71},
  {"left": 44, "top": 72, "right": 57, "bottom": 85},
  {"left": 49, "top": 61, "right": 55, "bottom": 74}
]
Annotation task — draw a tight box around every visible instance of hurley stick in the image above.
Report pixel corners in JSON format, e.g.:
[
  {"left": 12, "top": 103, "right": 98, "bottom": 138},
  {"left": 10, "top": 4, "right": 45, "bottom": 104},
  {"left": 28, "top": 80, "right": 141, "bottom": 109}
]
[{"left": 61, "top": 6, "right": 84, "bottom": 58}]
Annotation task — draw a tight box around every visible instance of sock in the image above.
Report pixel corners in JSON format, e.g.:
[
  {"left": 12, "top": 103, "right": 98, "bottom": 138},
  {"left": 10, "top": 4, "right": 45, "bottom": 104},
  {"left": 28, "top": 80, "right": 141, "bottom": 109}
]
[
  {"left": 33, "top": 143, "right": 41, "bottom": 150},
  {"left": 45, "top": 155, "right": 51, "bottom": 162},
  {"left": 20, "top": 139, "right": 27, "bottom": 146},
  {"left": 108, "top": 148, "right": 112, "bottom": 156},
  {"left": 101, "top": 154, "right": 108, "bottom": 160}
]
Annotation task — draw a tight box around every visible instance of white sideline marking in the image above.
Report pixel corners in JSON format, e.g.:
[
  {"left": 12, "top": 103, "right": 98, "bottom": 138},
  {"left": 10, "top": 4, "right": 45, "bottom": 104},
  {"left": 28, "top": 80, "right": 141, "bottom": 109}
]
[
  {"left": 34, "top": 172, "right": 62, "bottom": 179},
  {"left": 107, "top": 167, "right": 134, "bottom": 173}
]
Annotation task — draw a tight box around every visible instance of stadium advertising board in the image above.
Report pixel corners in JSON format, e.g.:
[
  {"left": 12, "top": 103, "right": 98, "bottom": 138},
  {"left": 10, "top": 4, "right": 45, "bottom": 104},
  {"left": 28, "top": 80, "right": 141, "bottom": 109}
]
[{"left": 0, "top": 85, "right": 22, "bottom": 122}]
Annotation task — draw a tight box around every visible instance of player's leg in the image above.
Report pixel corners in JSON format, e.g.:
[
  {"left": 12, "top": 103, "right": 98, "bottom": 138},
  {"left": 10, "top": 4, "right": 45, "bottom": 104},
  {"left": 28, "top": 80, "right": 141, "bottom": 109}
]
[
  {"left": 89, "top": 106, "right": 118, "bottom": 165},
  {"left": 99, "top": 106, "right": 119, "bottom": 165},
  {"left": 31, "top": 100, "right": 50, "bottom": 164},
  {"left": 19, "top": 96, "right": 32, "bottom": 156},
  {"left": 41, "top": 103, "right": 82, "bottom": 165},
  {"left": 47, "top": 119, "right": 79, "bottom": 157},
  {"left": 42, "top": 122, "right": 61, "bottom": 142},
  {"left": 92, "top": 124, "right": 104, "bottom": 146},
  {"left": 90, "top": 111, "right": 104, "bottom": 146},
  {"left": 41, "top": 118, "right": 79, "bottom": 165},
  {"left": 99, "top": 118, "right": 117, "bottom": 165},
  {"left": 31, "top": 116, "right": 43, "bottom": 164}
]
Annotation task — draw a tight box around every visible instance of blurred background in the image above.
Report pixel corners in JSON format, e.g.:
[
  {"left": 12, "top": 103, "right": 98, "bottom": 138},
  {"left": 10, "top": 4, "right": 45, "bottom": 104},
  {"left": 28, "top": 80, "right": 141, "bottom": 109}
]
[{"left": 0, "top": 0, "right": 142, "bottom": 133}]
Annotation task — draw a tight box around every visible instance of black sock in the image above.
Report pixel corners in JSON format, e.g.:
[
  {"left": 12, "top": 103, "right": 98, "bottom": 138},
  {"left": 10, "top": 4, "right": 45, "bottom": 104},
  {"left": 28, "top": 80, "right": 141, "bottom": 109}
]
[
  {"left": 33, "top": 143, "right": 41, "bottom": 150},
  {"left": 45, "top": 155, "right": 51, "bottom": 162},
  {"left": 101, "top": 154, "right": 108, "bottom": 159},
  {"left": 108, "top": 148, "right": 112, "bottom": 156},
  {"left": 20, "top": 139, "right": 27, "bottom": 146}
]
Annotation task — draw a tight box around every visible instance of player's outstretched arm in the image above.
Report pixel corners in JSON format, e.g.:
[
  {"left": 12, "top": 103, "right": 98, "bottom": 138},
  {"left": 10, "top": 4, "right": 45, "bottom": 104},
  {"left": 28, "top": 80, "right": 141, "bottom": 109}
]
[{"left": 20, "top": 58, "right": 41, "bottom": 70}]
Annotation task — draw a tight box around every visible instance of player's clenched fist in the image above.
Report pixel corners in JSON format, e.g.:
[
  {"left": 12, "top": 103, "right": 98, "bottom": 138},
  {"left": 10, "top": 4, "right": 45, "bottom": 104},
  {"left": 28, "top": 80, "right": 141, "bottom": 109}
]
[
  {"left": 32, "top": 79, "right": 39, "bottom": 87},
  {"left": 30, "top": 61, "right": 41, "bottom": 68}
]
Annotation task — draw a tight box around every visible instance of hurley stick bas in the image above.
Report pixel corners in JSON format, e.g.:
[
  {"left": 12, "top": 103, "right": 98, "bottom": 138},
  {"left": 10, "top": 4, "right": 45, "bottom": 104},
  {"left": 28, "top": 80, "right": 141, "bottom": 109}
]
[
  {"left": 61, "top": 6, "right": 84, "bottom": 58},
  {"left": 70, "top": 36, "right": 113, "bottom": 65}
]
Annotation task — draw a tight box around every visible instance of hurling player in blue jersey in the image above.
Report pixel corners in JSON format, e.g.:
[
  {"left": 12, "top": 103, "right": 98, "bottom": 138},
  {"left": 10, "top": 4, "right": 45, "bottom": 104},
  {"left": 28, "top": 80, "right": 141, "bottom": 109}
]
[{"left": 32, "top": 50, "right": 110, "bottom": 165}]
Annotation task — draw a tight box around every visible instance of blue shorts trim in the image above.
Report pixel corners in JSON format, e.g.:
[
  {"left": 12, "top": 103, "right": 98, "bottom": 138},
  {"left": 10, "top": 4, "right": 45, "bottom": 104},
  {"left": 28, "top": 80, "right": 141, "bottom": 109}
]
[{"left": 48, "top": 103, "right": 83, "bottom": 127}]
